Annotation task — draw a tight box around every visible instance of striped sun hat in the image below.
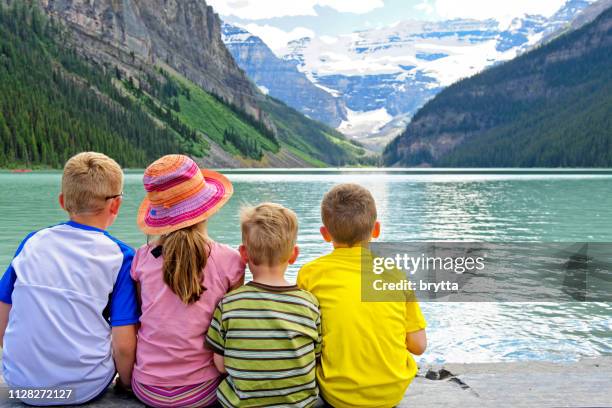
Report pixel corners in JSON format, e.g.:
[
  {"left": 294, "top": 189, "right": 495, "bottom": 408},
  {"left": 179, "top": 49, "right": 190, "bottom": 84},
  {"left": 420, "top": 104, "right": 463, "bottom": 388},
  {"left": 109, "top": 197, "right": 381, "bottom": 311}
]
[{"left": 137, "top": 155, "right": 233, "bottom": 236}]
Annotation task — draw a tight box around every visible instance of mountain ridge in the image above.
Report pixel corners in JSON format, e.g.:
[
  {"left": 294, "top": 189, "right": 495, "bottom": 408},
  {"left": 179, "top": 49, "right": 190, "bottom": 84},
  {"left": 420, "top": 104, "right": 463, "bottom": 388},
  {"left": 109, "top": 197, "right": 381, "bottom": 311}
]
[
  {"left": 382, "top": 5, "right": 612, "bottom": 167},
  {"left": 220, "top": 0, "right": 600, "bottom": 147},
  {"left": 222, "top": 23, "right": 348, "bottom": 127}
]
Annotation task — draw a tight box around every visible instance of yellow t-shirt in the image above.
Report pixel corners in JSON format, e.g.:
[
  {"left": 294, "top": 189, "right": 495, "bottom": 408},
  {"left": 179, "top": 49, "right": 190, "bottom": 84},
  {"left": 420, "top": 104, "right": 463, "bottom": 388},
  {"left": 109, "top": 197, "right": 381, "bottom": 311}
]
[{"left": 297, "top": 246, "right": 426, "bottom": 408}]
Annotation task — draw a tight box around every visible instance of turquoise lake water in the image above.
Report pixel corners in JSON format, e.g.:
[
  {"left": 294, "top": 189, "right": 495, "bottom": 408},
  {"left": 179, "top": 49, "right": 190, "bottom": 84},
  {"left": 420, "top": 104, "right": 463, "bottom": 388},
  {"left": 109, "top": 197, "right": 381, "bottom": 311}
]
[{"left": 0, "top": 169, "right": 611, "bottom": 364}]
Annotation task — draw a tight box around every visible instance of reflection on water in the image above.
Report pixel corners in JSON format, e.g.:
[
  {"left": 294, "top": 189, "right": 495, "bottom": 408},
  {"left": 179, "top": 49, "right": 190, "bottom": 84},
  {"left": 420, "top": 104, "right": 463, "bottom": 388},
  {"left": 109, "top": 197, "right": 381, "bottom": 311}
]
[
  {"left": 426, "top": 301, "right": 612, "bottom": 363},
  {"left": 0, "top": 169, "right": 611, "bottom": 364}
]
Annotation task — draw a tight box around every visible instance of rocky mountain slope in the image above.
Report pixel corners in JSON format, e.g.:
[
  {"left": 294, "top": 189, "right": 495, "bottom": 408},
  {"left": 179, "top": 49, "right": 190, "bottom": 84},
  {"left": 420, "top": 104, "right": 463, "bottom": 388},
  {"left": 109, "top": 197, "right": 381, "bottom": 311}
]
[
  {"left": 222, "top": 23, "right": 347, "bottom": 127},
  {"left": 382, "top": 6, "right": 612, "bottom": 167},
  {"left": 1, "top": 0, "right": 367, "bottom": 168},
  {"left": 41, "top": 0, "right": 270, "bottom": 125},
  {"left": 221, "top": 0, "right": 599, "bottom": 148},
  {"left": 552, "top": 0, "right": 612, "bottom": 35}
]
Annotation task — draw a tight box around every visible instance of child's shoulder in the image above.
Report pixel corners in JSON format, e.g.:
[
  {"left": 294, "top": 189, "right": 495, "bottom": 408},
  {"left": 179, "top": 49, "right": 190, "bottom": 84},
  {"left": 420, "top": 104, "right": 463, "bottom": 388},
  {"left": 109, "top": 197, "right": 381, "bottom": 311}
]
[
  {"left": 298, "top": 253, "right": 338, "bottom": 285},
  {"left": 219, "top": 284, "right": 319, "bottom": 315},
  {"left": 134, "top": 242, "right": 157, "bottom": 260},
  {"left": 7, "top": 228, "right": 46, "bottom": 263},
  {"left": 16, "top": 222, "right": 78, "bottom": 248},
  {"left": 294, "top": 287, "right": 319, "bottom": 308},
  {"left": 16, "top": 222, "right": 133, "bottom": 255},
  {"left": 208, "top": 241, "right": 243, "bottom": 273},
  {"left": 301, "top": 251, "right": 336, "bottom": 271},
  {"left": 220, "top": 283, "right": 313, "bottom": 299},
  {"left": 61, "top": 221, "right": 135, "bottom": 256},
  {"left": 104, "top": 232, "right": 134, "bottom": 256},
  {"left": 210, "top": 241, "right": 240, "bottom": 259},
  {"left": 218, "top": 283, "right": 251, "bottom": 305}
]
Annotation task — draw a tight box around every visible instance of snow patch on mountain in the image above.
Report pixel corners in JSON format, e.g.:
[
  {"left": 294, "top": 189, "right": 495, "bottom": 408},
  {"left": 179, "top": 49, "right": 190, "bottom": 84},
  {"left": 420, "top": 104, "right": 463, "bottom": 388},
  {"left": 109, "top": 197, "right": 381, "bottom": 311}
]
[
  {"left": 283, "top": 0, "right": 596, "bottom": 143},
  {"left": 338, "top": 108, "right": 393, "bottom": 139}
]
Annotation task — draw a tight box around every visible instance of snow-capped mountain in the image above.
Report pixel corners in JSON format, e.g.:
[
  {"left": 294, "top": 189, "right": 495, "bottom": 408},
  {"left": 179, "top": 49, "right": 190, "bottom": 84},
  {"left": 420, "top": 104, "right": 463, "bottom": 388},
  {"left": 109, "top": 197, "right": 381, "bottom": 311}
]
[
  {"left": 222, "top": 23, "right": 347, "bottom": 127},
  {"left": 222, "top": 0, "right": 598, "bottom": 149}
]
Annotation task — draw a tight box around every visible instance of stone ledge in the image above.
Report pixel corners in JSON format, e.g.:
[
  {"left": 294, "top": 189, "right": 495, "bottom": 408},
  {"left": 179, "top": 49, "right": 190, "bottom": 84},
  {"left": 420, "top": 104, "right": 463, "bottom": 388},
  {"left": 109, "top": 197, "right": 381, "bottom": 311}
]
[{"left": 1, "top": 357, "right": 611, "bottom": 407}]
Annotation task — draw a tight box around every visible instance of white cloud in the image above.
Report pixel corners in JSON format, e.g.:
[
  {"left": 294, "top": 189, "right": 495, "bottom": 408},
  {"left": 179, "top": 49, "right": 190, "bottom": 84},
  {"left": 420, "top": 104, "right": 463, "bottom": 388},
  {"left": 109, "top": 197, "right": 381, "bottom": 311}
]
[
  {"left": 242, "top": 24, "right": 315, "bottom": 54},
  {"left": 207, "top": 0, "right": 383, "bottom": 20},
  {"left": 414, "top": 1, "right": 435, "bottom": 15},
  {"left": 428, "top": 0, "right": 567, "bottom": 20},
  {"left": 319, "top": 35, "right": 338, "bottom": 44},
  {"left": 318, "top": 0, "right": 384, "bottom": 14}
]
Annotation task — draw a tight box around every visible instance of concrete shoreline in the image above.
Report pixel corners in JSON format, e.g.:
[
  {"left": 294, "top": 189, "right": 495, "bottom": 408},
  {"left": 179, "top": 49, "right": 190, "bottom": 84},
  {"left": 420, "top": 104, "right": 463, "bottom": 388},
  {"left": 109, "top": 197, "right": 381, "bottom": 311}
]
[
  {"left": 403, "top": 357, "right": 612, "bottom": 407},
  {"left": 1, "top": 357, "right": 611, "bottom": 407}
]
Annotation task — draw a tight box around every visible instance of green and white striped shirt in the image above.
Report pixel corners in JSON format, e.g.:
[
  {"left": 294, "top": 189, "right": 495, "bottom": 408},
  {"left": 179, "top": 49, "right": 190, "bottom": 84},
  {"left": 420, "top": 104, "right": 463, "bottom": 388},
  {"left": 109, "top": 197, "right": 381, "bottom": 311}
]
[{"left": 206, "top": 281, "right": 322, "bottom": 408}]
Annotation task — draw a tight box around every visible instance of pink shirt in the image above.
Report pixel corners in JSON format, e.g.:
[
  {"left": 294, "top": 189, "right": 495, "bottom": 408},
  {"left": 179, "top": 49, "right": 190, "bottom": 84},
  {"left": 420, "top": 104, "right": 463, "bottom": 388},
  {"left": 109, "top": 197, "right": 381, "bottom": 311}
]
[{"left": 131, "top": 241, "right": 245, "bottom": 386}]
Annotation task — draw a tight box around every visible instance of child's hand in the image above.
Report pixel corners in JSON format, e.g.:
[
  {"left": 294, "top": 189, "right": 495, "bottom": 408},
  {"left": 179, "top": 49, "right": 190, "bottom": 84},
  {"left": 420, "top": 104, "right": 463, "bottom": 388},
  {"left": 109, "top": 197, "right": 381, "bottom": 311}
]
[
  {"left": 213, "top": 353, "right": 227, "bottom": 374},
  {"left": 114, "top": 377, "right": 133, "bottom": 395}
]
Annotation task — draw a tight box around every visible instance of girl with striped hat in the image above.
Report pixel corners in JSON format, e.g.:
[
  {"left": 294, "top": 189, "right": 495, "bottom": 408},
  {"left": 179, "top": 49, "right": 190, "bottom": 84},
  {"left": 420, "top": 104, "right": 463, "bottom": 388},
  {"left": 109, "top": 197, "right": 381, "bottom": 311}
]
[{"left": 130, "top": 155, "right": 244, "bottom": 407}]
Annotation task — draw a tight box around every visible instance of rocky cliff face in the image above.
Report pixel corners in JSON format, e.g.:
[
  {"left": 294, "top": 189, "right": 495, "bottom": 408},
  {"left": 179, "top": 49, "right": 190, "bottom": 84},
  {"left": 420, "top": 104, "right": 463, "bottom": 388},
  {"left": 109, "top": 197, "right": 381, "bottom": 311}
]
[
  {"left": 41, "top": 0, "right": 266, "bottom": 123},
  {"left": 222, "top": 23, "right": 347, "bottom": 127},
  {"left": 565, "top": 0, "right": 612, "bottom": 32}
]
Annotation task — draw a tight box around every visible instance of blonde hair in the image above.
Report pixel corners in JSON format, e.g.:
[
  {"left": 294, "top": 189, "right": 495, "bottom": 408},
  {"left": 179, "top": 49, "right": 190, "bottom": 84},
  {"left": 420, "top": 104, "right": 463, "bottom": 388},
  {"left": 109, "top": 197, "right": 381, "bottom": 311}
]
[
  {"left": 62, "top": 152, "right": 124, "bottom": 214},
  {"left": 241, "top": 203, "right": 298, "bottom": 266},
  {"left": 160, "top": 222, "right": 209, "bottom": 305},
  {"left": 321, "top": 183, "right": 377, "bottom": 246}
]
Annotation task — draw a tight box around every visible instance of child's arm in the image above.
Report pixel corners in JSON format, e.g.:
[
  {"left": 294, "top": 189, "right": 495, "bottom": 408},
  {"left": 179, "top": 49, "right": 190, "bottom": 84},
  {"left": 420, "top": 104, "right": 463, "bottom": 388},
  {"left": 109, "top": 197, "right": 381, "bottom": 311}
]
[
  {"left": 0, "top": 257, "right": 18, "bottom": 347},
  {"left": 112, "top": 325, "right": 138, "bottom": 387},
  {"left": 0, "top": 301, "right": 11, "bottom": 346},
  {"left": 230, "top": 276, "right": 245, "bottom": 291},
  {"left": 406, "top": 329, "right": 427, "bottom": 356},
  {"left": 213, "top": 353, "right": 227, "bottom": 373},
  {"left": 206, "top": 304, "right": 228, "bottom": 374},
  {"left": 110, "top": 246, "right": 140, "bottom": 387}
]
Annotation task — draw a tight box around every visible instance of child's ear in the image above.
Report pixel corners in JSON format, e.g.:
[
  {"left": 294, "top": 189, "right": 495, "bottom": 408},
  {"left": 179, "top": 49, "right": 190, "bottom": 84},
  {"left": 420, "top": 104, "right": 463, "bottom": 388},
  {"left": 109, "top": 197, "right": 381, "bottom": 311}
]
[
  {"left": 58, "top": 193, "right": 65, "bottom": 211},
  {"left": 371, "top": 221, "right": 381, "bottom": 239},
  {"left": 288, "top": 245, "right": 299, "bottom": 265},
  {"left": 239, "top": 244, "right": 249, "bottom": 264},
  {"left": 109, "top": 196, "right": 122, "bottom": 216},
  {"left": 320, "top": 226, "right": 333, "bottom": 243}
]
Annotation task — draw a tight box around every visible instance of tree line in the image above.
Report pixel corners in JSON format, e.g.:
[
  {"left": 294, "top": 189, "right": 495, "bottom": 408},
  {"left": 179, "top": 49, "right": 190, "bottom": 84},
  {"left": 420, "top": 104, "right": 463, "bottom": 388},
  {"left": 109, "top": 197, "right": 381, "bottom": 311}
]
[{"left": 0, "top": 2, "right": 201, "bottom": 168}]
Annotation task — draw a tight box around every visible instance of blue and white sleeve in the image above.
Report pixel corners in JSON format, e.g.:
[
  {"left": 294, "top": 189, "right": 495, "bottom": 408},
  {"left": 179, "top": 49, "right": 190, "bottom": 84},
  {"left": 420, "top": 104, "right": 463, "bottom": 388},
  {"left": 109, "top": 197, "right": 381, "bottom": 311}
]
[
  {"left": 0, "top": 266, "right": 16, "bottom": 304},
  {"left": 109, "top": 243, "right": 140, "bottom": 326},
  {"left": 0, "top": 231, "right": 37, "bottom": 304}
]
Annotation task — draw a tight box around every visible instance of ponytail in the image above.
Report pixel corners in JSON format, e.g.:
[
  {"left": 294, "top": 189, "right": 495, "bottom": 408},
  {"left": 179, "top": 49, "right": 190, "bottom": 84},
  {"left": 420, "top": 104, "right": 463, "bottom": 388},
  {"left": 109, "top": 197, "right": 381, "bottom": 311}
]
[{"left": 160, "top": 222, "right": 208, "bottom": 304}]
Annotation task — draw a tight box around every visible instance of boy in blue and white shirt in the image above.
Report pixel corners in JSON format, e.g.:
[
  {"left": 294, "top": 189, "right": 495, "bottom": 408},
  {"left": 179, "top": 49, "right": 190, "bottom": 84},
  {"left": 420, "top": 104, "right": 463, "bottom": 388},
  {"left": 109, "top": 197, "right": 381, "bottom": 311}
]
[{"left": 0, "top": 152, "right": 139, "bottom": 405}]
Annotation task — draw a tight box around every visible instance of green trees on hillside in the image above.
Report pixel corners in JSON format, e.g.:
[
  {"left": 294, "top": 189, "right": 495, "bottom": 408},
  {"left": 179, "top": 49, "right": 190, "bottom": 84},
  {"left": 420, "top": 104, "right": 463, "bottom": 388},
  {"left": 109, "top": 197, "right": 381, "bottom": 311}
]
[
  {"left": 223, "top": 128, "right": 263, "bottom": 160},
  {"left": 122, "top": 65, "right": 278, "bottom": 161},
  {"left": 260, "top": 96, "right": 366, "bottom": 166},
  {"left": 0, "top": 2, "right": 199, "bottom": 168},
  {"left": 209, "top": 92, "right": 279, "bottom": 147},
  {"left": 438, "top": 82, "right": 612, "bottom": 167}
]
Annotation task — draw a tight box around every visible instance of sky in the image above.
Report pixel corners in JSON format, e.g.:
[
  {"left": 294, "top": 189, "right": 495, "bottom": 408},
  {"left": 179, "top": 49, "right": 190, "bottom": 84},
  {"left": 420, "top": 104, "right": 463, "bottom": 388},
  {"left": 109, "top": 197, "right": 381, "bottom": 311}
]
[{"left": 208, "top": 0, "right": 570, "bottom": 52}]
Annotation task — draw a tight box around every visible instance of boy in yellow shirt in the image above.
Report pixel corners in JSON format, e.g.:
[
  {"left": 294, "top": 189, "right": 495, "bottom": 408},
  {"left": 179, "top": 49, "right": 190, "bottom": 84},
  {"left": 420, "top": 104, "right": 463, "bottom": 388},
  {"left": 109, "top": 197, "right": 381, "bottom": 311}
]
[{"left": 297, "top": 183, "right": 427, "bottom": 408}]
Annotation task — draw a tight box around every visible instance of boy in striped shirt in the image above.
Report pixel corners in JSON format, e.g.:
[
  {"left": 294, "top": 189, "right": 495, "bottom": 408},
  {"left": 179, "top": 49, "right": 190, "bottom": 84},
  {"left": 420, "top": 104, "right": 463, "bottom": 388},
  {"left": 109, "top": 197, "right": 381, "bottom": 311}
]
[{"left": 206, "top": 203, "right": 321, "bottom": 408}]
